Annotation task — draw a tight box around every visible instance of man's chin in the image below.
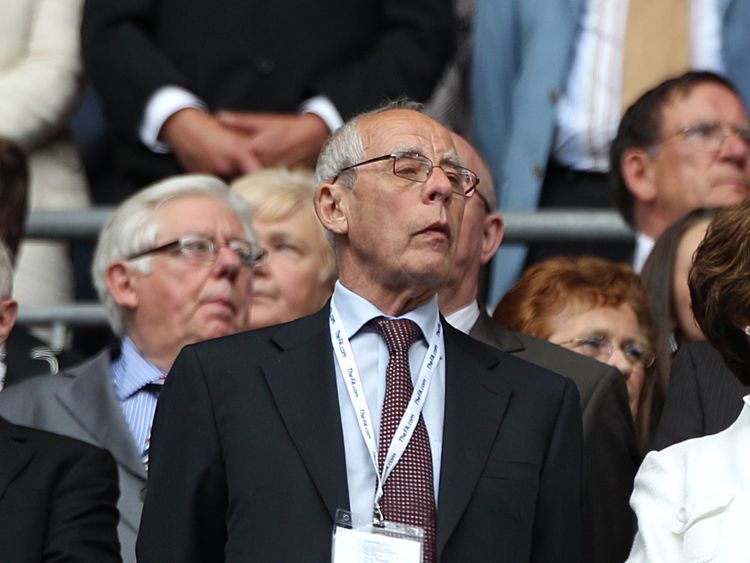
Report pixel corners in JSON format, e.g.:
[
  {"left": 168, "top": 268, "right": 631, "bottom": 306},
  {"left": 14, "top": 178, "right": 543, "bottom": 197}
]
[{"left": 199, "top": 319, "right": 245, "bottom": 341}]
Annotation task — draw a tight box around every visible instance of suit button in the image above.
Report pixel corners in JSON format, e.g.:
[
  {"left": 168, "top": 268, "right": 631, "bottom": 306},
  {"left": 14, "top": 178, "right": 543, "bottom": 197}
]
[
  {"left": 140, "top": 486, "right": 147, "bottom": 502},
  {"left": 531, "top": 164, "right": 545, "bottom": 179},
  {"left": 255, "top": 57, "right": 274, "bottom": 75},
  {"left": 548, "top": 88, "right": 559, "bottom": 104}
]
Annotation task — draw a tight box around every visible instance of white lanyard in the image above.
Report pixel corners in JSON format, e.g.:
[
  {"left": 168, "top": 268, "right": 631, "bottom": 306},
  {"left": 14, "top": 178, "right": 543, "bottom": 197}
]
[{"left": 329, "top": 300, "right": 444, "bottom": 523}]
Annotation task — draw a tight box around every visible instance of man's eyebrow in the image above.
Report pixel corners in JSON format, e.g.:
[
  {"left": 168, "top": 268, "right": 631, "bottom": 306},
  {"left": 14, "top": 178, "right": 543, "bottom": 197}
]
[
  {"left": 392, "top": 144, "right": 423, "bottom": 156},
  {"left": 392, "top": 146, "right": 464, "bottom": 167},
  {"left": 441, "top": 153, "right": 463, "bottom": 167}
]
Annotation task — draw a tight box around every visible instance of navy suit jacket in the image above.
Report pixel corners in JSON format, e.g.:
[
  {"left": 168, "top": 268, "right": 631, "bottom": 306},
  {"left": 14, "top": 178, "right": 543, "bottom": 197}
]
[
  {"left": 138, "top": 306, "right": 582, "bottom": 562},
  {"left": 470, "top": 310, "right": 638, "bottom": 563},
  {"left": 0, "top": 416, "right": 120, "bottom": 562}
]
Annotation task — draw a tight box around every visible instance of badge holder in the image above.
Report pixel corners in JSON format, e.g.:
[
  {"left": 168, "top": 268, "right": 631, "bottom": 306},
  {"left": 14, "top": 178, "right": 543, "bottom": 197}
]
[{"left": 331, "top": 509, "right": 424, "bottom": 562}]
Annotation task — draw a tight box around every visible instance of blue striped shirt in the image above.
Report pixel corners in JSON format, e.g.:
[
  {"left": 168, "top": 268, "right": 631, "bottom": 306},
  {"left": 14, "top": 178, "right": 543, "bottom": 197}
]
[{"left": 111, "top": 338, "right": 166, "bottom": 458}]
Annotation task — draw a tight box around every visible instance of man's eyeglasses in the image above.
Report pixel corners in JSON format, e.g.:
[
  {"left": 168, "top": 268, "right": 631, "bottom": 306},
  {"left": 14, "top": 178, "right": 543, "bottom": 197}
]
[
  {"left": 554, "top": 335, "right": 655, "bottom": 370},
  {"left": 127, "top": 234, "right": 267, "bottom": 268},
  {"left": 333, "top": 152, "right": 479, "bottom": 197},
  {"left": 661, "top": 121, "right": 750, "bottom": 154}
]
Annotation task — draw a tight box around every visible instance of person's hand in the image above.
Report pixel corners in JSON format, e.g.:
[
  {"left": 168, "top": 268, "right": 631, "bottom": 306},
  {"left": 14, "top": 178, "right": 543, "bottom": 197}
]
[
  {"left": 160, "top": 108, "right": 262, "bottom": 177},
  {"left": 216, "top": 111, "right": 330, "bottom": 169}
]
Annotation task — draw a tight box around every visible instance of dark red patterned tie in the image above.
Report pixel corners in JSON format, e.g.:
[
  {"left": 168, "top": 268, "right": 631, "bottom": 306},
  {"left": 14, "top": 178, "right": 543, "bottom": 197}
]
[{"left": 371, "top": 317, "right": 436, "bottom": 563}]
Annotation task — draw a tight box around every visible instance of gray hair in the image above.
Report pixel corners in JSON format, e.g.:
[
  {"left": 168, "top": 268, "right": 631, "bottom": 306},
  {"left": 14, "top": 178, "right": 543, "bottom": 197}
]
[
  {"left": 92, "top": 174, "right": 255, "bottom": 336},
  {"left": 314, "top": 99, "right": 425, "bottom": 188},
  {"left": 0, "top": 241, "right": 13, "bottom": 299},
  {"left": 314, "top": 99, "right": 425, "bottom": 249}
]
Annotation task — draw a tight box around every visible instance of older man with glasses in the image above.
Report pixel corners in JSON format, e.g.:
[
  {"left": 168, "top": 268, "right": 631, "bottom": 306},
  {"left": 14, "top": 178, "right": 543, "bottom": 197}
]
[
  {"left": 137, "top": 103, "right": 582, "bottom": 563},
  {"left": 611, "top": 70, "right": 750, "bottom": 273},
  {"left": 0, "top": 174, "right": 262, "bottom": 563}
]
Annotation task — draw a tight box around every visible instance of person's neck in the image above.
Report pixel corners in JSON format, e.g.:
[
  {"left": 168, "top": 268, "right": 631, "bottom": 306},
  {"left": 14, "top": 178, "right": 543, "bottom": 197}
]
[
  {"left": 337, "top": 277, "right": 435, "bottom": 317},
  {"left": 438, "top": 280, "right": 477, "bottom": 316},
  {"left": 126, "top": 332, "right": 177, "bottom": 374}
]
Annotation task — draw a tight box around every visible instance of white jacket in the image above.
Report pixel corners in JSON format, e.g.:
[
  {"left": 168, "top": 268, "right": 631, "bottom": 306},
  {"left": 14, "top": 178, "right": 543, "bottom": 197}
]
[{"left": 628, "top": 396, "right": 750, "bottom": 562}]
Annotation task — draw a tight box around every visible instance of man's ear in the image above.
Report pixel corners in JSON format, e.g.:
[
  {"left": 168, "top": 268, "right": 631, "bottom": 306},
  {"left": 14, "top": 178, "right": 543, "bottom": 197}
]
[
  {"left": 314, "top": 183, "right": 349, "bottom": 237},
  {"left": 0, "top": 298, "right": 18, "bottom": 345},
  {"left": 480, "top": 211, "right": 504, "bottom": 266},
  {"left": 621, "top": 147, "right": 658, "bottom": 203},
  {"left": 106, "top": 261, "right": 140, "bottom": 309}
]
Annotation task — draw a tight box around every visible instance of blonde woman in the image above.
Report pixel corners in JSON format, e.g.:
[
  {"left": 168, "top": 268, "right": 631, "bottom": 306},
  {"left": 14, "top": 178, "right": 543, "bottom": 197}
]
[{"left": 233, "top": 167, "right": 336, "bottom": 328}]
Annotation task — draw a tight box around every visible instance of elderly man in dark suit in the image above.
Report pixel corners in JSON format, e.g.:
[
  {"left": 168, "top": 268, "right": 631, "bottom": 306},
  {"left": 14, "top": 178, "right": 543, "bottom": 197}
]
[
  {"left": 439, "top": 133, "right": 639, "bottom": 563},
  {"left": 137, "top": 104, "right": 582, "bottom": 562},
  {"left": 0, "top": 175, "right": 262, "bottom": 562}
]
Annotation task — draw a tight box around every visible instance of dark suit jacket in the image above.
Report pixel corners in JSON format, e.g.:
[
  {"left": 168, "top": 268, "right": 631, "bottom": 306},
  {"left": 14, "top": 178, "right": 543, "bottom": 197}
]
[
  {"left": 3, "top": 326, "right": 84, "bottom": 387},
  {"left": 651, "top": 340, "right": 749, "bottom": 451},
  {"left": 0, "top": 416, "right": 121, "bottom": 562},
  {"left": 470, "top": 310, "right": 638, "bottom": 563},
  {"left": 82, "top": 0, "right": 453, "bottom": 187},
  {"left": 138, "top": 306, "right": 582, "bottom": 562},
  {"left": 0, "top": 349, "right": 147, "bottom": 563}
]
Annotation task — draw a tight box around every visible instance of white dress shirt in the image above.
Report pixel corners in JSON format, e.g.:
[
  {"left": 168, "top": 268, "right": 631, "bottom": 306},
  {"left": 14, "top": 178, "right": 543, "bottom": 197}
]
[
  {"left": 553, "top": 0, "right": 722, "bottom": 172},
  {"left": 632, "top": 231, "right": 655, "bottom": 274},
  {"left": 444, "top": 300, "right": 481, "bottom": 335},
  {"left": 330, "top": 281, "right": 446, "bottom": 525}
]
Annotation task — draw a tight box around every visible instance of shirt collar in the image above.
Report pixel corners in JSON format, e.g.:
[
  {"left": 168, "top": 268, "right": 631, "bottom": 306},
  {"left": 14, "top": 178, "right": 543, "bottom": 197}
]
[
  {"left": 111, "top": 337, "right": 166, "bottom": 401},
  {"left": 632, "top": 231, "right": 655, "bottom": 274},
  {"left": 331, "top": 280, "right": 440, "bottom": 342},
  {"left": 444, "top": 300, "right": 480, "bottom": 334}
]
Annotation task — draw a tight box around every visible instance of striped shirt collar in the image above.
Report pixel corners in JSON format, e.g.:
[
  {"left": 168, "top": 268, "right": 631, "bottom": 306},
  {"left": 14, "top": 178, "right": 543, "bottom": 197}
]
[{"left": 111, "top": 337, "right": 166, "bottom": 401}]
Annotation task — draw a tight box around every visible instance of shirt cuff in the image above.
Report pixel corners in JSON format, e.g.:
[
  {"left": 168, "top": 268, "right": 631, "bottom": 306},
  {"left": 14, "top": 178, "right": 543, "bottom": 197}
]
[
  {"left": 299, "top": 95, "right": 343, "bottom": 133},
  {"left": 139, "top": 86, "right": 207, "bottom": 154}
]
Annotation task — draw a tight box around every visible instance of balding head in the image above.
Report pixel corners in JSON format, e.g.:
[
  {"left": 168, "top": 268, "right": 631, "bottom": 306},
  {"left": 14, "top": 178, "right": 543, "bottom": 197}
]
[{"left": 439, "top": 134, "right": 504, "bottom": 316}]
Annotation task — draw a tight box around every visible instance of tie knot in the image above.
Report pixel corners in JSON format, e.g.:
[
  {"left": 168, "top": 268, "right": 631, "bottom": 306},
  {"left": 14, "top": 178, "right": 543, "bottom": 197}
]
[{"left": 370, "top": 317, "right": 421, "bottom": 355}]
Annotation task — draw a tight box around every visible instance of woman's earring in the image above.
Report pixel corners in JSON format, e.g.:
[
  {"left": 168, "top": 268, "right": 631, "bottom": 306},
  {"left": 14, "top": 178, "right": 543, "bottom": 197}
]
[{"left": 744, "top": 326, "right": 750, "bottom": 336}]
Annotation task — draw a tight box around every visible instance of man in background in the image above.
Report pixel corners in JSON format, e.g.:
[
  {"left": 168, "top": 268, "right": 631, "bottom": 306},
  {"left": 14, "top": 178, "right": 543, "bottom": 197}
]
[
  {"left": 440, "top": 133, "right": 639, "bottom": 563},
  {"left": 610, "top": 71, "right": 750, "bottom": 271},
  {"left": 81, "top": 0, "right": 453, "bottom": 195},
  {"left": 0, "top": 175, "right": 262, "bottom": 562}
]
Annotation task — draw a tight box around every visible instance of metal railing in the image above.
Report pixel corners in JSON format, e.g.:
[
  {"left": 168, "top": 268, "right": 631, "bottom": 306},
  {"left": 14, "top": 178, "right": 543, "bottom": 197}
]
[{"left": 17, "top": 208, "right": 635, "bottom": 330}]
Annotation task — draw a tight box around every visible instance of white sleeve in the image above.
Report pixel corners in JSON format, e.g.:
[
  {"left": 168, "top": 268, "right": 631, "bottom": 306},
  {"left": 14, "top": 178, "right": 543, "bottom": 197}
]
[
  {"left": 626, "top": 449, "right": 685, "bottom": 562},
  {"left": 138, "top": 85, "right": 206, "bottom": 153},
  {"left": 299, "top": 95, "right": 343, "bottom": 133}
]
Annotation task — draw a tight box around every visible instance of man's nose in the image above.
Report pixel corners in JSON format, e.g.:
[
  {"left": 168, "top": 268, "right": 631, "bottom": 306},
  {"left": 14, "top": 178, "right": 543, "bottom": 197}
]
[
  {"left": 212, "top": 245, "right": 243, "bottom": 279},
  {"left": 717, "top": 126, "right": 750, "bottom": 164},
  {"left": 422, "top": 166, "right": 455, "bottom": 204}
]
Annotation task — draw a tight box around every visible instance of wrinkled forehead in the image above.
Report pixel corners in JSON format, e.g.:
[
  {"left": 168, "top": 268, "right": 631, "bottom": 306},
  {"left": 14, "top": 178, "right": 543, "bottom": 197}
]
[
  {"left": 660, "top": 82, "right": 748, "bottom": 127},
  {"left": 359, "top": 109, "right": 458, "bottom": 162}
]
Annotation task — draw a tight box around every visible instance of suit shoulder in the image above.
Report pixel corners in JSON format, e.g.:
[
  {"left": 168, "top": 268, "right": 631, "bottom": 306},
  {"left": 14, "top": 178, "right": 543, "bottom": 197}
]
[
  {"left": 183, "top": 309, "right": 329, "bottom": 366},
  {"left": 449, "top": 324, "right": 576, "bottom": 396},
  {"left": 0, "top": 371, "right": 73, "bottom": 403},
  {"left": 7, "top": 419, "right": 114, "bottom": 465}
]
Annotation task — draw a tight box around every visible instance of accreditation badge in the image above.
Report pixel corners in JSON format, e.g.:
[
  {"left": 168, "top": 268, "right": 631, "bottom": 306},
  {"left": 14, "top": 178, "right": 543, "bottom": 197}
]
[{"left": 331, "top": 509, "right": 424, "bottom": 563}]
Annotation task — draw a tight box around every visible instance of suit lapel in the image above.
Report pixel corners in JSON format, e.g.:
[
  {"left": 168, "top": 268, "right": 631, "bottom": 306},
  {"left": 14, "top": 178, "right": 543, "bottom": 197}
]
[
  {"left": 262, "top": 309, "right": 350, "bottom": 520},
  {"left": 436, "top": 324, "right": 513, "bottom": 554},
  {"left": 469, "top": 308, "right": 525, "bottom": 354},
  {"left": 0, "top": 418, "right": 34, "bottom": 501},
  {"left": 54, "top": 351, "right": 145, "bottom": 481}
]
